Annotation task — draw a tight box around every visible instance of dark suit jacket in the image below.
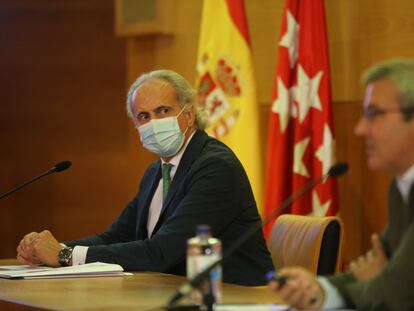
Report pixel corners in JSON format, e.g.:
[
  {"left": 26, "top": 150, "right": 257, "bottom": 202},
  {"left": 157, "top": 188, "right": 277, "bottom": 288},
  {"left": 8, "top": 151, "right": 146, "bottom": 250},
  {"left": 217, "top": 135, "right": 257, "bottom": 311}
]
[
  {"left": 67, "top": 130, "right": 274, "bottom": 285},
  {"left": 327, "top": 180, "right": 414, "bottom": 310}
]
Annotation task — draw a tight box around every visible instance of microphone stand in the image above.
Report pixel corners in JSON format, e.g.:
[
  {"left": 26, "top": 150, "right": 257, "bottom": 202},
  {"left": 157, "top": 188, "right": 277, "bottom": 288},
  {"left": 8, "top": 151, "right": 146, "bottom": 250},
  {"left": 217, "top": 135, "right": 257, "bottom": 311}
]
[
  {"left": 203, "top": 284, "right": 214, "bottom": 311},
  {"left": 0, "top": 170, "right": 53, "bottom": 200},
  {"left": 167, "top": 163, "right": 348, "bottom": 309},
  {"left": 0, "top": 161, "right": 72, "bottom": 200}
]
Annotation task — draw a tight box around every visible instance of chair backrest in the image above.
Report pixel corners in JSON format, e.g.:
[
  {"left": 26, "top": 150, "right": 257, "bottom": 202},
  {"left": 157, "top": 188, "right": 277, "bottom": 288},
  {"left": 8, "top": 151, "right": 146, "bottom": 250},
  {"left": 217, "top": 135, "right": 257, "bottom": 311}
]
[{"left": 268, "top": 214, "right": 344, "bottom": 275}]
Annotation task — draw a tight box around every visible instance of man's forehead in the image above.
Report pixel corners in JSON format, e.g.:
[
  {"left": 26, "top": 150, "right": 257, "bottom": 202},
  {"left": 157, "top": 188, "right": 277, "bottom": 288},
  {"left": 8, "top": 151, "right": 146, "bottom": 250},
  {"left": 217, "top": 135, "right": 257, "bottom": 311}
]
[
  {"left": 363, "top": 84, "right": 375, "bottom": 108},
  {"left": 363, "top": 80, "right": 399, "bottom": 108},
  {"left": 135, "top": 79, "right": 175, "bottom": 97},
  {"left": 146, "top": 78, "right": 173, "bottom": 90},
  {"left": 132, "top": 80, "right": 179, "bottom": 112}
]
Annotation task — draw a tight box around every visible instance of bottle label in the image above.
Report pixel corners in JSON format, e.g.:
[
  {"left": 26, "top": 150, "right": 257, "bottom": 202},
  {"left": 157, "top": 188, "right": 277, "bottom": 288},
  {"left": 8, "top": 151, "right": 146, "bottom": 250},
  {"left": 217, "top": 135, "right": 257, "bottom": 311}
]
[
  {"left": 187, "top": 254, "right": 222, "bottom": 304},
  {"left": 187, "top": 254, "right": 221, "bottom": 279}
]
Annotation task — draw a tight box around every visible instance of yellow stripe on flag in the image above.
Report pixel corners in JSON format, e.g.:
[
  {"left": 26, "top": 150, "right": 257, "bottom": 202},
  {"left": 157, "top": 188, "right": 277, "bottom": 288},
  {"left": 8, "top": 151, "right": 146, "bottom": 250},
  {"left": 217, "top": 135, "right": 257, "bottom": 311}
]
[{"left": 196, "top": 0, "right": 263, "bottom": 214}]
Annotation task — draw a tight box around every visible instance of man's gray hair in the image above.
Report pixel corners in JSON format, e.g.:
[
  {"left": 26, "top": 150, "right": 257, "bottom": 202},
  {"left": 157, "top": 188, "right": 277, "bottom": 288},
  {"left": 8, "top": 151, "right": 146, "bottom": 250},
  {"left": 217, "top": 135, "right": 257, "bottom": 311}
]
[
  {"left": 126, "top": 69, "right": 208, "bottom": 130},
  {"left": 363, "top": 58, "right": 414, "bottom": 121}
]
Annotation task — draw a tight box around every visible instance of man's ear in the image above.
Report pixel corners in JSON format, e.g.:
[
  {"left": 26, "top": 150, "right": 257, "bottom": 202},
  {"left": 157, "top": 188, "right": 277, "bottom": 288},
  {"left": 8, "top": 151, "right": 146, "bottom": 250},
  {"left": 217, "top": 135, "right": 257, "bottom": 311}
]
[{"left": 186, "top": 105, "right": 196, "bottom": 127}]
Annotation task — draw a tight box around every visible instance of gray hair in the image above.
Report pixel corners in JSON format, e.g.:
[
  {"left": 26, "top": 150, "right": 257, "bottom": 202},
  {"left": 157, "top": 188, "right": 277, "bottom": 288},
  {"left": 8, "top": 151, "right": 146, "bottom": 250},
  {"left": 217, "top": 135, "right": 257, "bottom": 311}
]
[
  {"left": 363, "top": 58, "right": 414, "bottom": 121},
  {"left": 126, "top": 69, "right": 208, "bottom": 130}
]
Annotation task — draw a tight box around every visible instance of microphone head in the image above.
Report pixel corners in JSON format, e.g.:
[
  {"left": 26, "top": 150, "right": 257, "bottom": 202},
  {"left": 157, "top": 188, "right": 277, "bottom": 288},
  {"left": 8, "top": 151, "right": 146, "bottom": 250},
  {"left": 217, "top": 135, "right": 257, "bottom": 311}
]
[
  {"left": 328, "top": 162, "right": 348, "bottom": 178},
  {"left": 53, "top": 161, "right": 72, "bottom": 172}
]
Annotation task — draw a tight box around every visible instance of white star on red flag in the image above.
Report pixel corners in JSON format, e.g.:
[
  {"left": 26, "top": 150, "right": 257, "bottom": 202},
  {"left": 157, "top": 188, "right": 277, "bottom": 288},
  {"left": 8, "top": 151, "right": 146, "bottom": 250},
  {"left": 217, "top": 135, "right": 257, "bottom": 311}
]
[
  {"left": 311, "top": 191, "right": 331, "bottom": 216},
  {"left": 271, "top": 77, "right": 296, "bottom": 132},
  {"left": 279, "top": 10, "right": 299, "bottom": 68},
  {"left": 264, "top": 0, "right": 339, "bottom": 239},
  {"left": 316, "top": 124, "right": 336, "bottom": 177},
  {"left": 295, "top": 65, "right": 323, "bottom": 123},
  {"left": 293, "top": 136, "right": 310, "bottom": 178}
]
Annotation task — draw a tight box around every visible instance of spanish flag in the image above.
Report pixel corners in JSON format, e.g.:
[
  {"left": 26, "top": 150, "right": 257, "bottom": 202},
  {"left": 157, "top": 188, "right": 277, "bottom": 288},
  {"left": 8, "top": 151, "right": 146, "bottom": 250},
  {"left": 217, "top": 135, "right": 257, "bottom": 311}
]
[{"left": 196, "top": 0, "right": 263, "bottom": 213}]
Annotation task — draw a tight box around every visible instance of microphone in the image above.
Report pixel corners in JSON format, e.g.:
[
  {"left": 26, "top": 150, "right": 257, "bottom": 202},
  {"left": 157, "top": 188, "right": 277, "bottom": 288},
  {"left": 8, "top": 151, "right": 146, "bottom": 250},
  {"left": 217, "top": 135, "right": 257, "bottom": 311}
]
[
  {"left": 49, "top": 161, "right": 72, "bottom": 173},
  {"left": 167, "top": 162, "right": 349, "bottom": 308},
  {"left": 0, "top": 161, "right": 72, "bottom": 200}
]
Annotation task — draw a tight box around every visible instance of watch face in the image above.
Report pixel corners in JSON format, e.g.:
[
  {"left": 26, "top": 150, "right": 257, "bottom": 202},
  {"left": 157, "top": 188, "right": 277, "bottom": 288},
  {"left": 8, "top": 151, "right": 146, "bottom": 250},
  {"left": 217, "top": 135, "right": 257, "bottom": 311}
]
[{"left": 58, "top": 247, "right": 73, "bottom": 266}]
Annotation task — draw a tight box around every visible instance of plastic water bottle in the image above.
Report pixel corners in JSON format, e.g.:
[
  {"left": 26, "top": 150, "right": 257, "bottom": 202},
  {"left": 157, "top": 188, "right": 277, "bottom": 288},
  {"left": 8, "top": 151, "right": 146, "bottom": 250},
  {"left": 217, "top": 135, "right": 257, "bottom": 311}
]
[{"left": 187, "top": 224, "right": 222, "bottom": 305}]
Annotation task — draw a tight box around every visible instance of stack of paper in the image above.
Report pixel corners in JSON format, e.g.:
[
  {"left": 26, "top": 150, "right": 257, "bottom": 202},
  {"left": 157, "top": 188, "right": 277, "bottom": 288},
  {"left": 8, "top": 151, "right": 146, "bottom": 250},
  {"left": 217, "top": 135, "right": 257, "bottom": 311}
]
[
  {"left": 215, "top": 305, "right": 290, "bottom": 311},
  {"left": 0, "top": 262, "right": 128, "bottom": 279}
]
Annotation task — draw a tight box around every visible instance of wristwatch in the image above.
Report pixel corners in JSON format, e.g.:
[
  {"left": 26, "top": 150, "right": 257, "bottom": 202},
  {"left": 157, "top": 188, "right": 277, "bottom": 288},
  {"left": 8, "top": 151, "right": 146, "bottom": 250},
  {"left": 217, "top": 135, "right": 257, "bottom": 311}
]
[{"left": 58, "top": 246, "right": 73, "bottom": 267}]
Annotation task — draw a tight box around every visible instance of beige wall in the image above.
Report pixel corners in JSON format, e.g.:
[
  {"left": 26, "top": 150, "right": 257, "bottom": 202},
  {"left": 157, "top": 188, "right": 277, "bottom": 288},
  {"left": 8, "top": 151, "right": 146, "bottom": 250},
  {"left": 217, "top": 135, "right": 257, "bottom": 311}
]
[{"left": 1, "top": 0, "right": 414, "bottom": 267}]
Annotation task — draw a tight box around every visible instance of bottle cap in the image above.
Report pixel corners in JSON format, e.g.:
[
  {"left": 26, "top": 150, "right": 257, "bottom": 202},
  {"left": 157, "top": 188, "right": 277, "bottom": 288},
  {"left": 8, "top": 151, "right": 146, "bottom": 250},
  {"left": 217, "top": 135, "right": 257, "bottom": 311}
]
[{"left": 196, "top": 224, "right": 211, "bottom": 235}]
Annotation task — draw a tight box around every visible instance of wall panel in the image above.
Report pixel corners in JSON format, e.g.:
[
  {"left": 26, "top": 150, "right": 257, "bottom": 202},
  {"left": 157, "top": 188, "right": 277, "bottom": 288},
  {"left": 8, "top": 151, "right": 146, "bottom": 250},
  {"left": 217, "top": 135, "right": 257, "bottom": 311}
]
[{"left": 0, "top": 0, "right": 127, "bottom": 257}]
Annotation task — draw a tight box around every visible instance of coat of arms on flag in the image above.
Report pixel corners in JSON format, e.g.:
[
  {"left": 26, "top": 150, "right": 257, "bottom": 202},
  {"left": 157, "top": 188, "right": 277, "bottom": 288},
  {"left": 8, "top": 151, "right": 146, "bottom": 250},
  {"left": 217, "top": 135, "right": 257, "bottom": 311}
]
[{"left": 197, "top": 55, "right": 242, "bottom": 138}]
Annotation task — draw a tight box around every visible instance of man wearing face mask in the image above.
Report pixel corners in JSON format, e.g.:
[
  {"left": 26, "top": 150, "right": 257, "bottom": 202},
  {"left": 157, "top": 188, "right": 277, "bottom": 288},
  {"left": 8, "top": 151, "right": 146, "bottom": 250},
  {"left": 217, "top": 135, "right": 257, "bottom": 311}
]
[
  {"left": 16, "top": 70, "right": 274, "bottom": 286},
  {"left": 269, "top": 59, "right": 414, "bottom": 310}
]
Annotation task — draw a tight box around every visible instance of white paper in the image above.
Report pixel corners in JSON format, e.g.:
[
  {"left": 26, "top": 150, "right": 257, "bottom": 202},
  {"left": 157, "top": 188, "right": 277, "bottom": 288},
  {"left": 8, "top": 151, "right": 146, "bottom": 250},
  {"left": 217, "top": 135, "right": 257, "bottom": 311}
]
[
  {"left": 215, "top": 304, "right": 290, "bottom": 311},
  {"left": 0, "top": 262, "right": 126, "bottom": 279},
  {"left": 0, "top": 265, "right": 50, "bottom": 271}
]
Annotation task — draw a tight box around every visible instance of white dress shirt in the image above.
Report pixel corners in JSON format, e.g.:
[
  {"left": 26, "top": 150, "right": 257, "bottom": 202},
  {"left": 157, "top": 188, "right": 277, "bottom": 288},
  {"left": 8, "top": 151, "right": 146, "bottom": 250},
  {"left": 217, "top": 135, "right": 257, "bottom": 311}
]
[
  {"left": 396, "top": 164, "right": 414, "bottom": 203},
  {"left": 71, "top": 131, "right": 196, "bottom": 266},
  {"left": 318, "top": 164, "right": 414, "bottom": 309}
]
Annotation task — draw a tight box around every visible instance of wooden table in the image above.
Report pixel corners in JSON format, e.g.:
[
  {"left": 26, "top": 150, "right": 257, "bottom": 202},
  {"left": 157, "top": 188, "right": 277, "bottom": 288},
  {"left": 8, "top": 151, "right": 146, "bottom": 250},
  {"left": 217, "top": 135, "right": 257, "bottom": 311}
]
[{"left": 0, "top": 260, "right": 283, "bottom": 310}]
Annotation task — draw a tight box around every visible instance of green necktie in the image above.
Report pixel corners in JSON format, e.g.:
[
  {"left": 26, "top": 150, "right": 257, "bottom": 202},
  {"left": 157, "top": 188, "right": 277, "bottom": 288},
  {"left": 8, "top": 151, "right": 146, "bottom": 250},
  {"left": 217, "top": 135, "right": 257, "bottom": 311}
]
[{"left": 162, "top": 163, "right": 173, "bottom": 200}]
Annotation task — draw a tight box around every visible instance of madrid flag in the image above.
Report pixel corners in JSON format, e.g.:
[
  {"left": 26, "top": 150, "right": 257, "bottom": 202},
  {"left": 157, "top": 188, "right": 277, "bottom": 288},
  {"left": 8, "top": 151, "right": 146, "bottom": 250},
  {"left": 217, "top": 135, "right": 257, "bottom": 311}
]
[
  {"left": 196, "top": 0, "right": 263, "bottom": 212},
  {"left": 264, "top": 0, "right": 338, "bottom": 238}
]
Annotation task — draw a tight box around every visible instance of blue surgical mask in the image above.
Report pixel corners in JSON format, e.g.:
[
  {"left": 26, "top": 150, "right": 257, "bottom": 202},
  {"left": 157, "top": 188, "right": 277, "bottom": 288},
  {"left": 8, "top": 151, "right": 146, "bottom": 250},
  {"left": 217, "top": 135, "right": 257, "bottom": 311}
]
[{"left": 137, "top": 107, "right": 188, "bottom": 157}]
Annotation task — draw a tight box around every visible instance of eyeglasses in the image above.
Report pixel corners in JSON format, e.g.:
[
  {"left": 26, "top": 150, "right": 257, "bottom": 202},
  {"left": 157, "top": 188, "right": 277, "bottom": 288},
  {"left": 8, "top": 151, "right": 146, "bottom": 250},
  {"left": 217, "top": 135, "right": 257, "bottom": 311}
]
[{"left": 362, "top": 106, "right": 414, "bottom": 120}]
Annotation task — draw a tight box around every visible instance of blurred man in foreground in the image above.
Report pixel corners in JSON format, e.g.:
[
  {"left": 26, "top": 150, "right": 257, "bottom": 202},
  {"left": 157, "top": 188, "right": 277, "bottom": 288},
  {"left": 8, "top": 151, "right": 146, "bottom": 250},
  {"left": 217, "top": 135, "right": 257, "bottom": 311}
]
[
  {"left": 270, "top": 59, "right": 414, "bottom": 310},
  {"left": 17, "top": 69, "right": 273, "bottom": 285}
]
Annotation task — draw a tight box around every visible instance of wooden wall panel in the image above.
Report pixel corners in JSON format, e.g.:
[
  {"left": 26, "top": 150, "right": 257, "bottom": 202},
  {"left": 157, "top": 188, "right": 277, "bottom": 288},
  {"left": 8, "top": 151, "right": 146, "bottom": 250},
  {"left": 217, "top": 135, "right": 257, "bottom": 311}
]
[
  {"left": 333, "top": 101, "right": 365, "bottom": 261},
  {"left": 0, "top": 0, "right": 127, "bottom": 258},
  {"left": 359, "top": 0, "right": 414, "bottom": 71},
  {"left": 325, "top": 0, "right": 363, "bottom": 102},
  {"left": 245, "top": 0, "right": 282, "bottom": 104}
]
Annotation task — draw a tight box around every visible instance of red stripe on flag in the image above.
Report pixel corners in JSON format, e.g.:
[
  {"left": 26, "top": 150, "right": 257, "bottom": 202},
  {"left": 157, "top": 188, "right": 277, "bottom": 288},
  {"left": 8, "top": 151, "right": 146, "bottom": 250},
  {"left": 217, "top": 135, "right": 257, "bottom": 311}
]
[{"left": 225, "top": 0, "right": 251, "bottom": 47}]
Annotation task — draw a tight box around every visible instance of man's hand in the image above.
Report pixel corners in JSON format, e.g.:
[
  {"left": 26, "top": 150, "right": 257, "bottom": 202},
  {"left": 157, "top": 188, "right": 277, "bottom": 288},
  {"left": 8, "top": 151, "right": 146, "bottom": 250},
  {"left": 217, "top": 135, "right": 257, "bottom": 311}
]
[
  {"left": 17, "top": 232, "right": 41, "bottom": 265},
  {"left": 268, "top": 267, "right": 324, "bottom": 310},
  {"left": 349, "top": 233, "right": 387, "bottom": 282},
  {"left": 17, "top": 230, "right": 63, "bottom": 267}
]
